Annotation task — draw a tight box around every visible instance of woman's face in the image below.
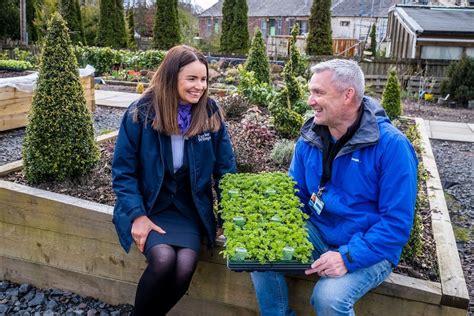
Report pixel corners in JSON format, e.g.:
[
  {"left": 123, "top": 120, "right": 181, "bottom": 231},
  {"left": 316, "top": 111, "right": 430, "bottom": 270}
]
[{"left": 177, "top": 60, "right": 207, "bottom": 104}]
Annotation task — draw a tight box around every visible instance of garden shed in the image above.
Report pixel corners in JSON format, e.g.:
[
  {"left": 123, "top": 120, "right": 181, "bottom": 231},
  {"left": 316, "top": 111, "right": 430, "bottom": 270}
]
[{"left": 387, "top": 5, "right": 474, "bottom": 59}]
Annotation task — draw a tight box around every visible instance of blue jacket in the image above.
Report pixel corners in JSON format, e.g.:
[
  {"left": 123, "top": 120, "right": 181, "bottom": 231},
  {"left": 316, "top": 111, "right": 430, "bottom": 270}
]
[
  {"left": 289, "top": 97, "right": 418, "bottom": 272},
  {"left": 112, "top": 96, "right": 237, "bottom": 252}
]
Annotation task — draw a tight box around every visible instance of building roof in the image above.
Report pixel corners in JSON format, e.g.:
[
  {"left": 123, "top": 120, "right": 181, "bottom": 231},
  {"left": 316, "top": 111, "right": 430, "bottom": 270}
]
[
  {"left": 394, "top": 5, "right": 474, "bottom": 35},
  {"left": 199, "top": 0, "right": 397, "bottom": 18}
]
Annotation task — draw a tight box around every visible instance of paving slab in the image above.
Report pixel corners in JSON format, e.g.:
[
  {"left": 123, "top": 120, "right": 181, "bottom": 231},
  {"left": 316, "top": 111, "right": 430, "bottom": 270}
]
[
  {"left": 426, "top": 120, "right": 474, "bottom": 143},
  {"left": 95, "top": 90, "right": 140, "bottom": 108}
]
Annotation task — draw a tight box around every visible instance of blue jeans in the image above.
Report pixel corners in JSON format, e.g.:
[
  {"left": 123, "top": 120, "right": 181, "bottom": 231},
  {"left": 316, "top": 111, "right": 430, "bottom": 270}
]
[{"left": 250, "top": 221, "right": 392, "bottom": 316}]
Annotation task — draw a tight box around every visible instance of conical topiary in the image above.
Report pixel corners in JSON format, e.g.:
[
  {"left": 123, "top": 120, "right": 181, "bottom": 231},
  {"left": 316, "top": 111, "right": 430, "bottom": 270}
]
[
  {"left": 244, "top": 28, "right": 270, "bottom": 84},
  {"left": 23, "top": 13, "right": 99, "bottom": 183},
  {"left": 370, "top": 24, "right": 377, "bottom": 57},
  {"left": 381, "top": 68, "right": 402, "bottom": 120},
  {"left": 96, "top": 0, "right": 127, "bottom": 48}
]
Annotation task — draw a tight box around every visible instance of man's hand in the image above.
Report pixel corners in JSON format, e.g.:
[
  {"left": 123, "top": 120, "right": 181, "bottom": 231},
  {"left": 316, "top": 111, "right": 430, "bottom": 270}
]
[
  {"left": 131, "top": 215, "right": 166, "bottom": 253},
  {"left": 216, "top": 227, "right": 224, "bottom": 237},
  {"left": 305, "top": 251, "right": 348, "bottom": 278}
]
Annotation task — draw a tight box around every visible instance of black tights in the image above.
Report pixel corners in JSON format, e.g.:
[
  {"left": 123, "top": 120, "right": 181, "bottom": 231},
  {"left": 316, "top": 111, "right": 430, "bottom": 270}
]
[{"left": 133, "top": 244, "right": 199, "bottom": 316}]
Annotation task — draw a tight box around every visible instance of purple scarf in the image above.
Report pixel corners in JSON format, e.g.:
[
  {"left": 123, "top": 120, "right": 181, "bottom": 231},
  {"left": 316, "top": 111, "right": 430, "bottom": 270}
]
[{"left": 177, "top": 102, "right": 192, "bottom": 134}]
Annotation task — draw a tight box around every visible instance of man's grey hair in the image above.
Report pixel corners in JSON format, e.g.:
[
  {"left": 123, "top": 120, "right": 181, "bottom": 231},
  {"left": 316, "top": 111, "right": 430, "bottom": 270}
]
[{"left": 310, "top": 59, "right": 365, "bottom": 103}]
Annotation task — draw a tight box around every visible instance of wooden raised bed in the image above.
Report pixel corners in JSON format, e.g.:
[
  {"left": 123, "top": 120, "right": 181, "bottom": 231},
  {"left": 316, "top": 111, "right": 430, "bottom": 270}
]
[
  {"left": 0, "top": 75, "right": 95, "bottom": 131},
  {"left": 0, "top": 122, "right": 469, "bottom": 315}
]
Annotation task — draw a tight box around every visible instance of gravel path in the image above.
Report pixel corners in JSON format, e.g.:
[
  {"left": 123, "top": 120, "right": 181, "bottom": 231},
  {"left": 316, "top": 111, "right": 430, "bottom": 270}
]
[
  {"left": 431, "top": 140, "right": 473, "bottom": 315},
  {"left": 0, "top": 105, "right": 472, "bottom": 315},
  {"left": 0, "top": 105, "right": 126, "bottom": 166}
]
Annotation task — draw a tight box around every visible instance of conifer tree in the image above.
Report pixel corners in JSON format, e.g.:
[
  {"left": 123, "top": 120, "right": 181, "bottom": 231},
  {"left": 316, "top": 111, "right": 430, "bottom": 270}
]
[
  {"left": 220, "top": 0, "right": 249, "bottom": 54},
  {"left": 370, "top": 24, "right": 377, "bottom": 57},
  {"left": 245, "top": 28, "right": 270, "bottom": 84},
  {"left": 96, "top": 0, "right": 127, "bottom": 48},
  {"left": 288, "top": 24, "right": 307, "bottom": 78},
  {"left": 59, "top": 0, "right": 86, "bottom": 44},
  {"left": 306, "top": 0, "right": 332, "bottom": 56},
  {"left": 153, "top": 0, "right": 180, "bottom": 50},
  {"left": 127, "top": 9, "right": 137, "bottom": 49},
  {"left": 381, "top": 68, "right": 402, "bottom": 120},
  {"left": 23, "top": 13, "right": 99, "bottom": 183}
]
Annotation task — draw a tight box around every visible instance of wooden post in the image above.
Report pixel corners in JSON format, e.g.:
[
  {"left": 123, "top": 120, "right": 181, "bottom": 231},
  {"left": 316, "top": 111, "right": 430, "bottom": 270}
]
[{"left": 19, "top": 0, "right": 28, "bottom": 45}]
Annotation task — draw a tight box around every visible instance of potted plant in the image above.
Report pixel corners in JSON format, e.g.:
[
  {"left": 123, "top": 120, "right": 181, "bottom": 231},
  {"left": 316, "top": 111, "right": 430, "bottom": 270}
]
[{"left": 219, "top": 172, "right": 314, "bottom": 272}]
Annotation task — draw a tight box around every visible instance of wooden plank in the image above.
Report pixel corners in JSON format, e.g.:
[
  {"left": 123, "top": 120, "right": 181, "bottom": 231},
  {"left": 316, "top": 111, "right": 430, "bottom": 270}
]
[
  {"left": 1, "top": 222, "right": 145, "bottom": 283},
  {"left": 0, "top": 160, "right": 23, "bottom": 177},
  {"left": 0, "top": 99, "right": 30, "bottom": 115},
  {"left": 169, "top": 296, "right": 257, "bottom": 316},
  {"left": 415, "top": 118, "right": 470, "bottom": 309},
  {"left": 1, "top": 256, "right": 137, "bottom": 306},
  {"left": 0, "top": 112, "right": 28, "bottom": 131},
  {"left": 0, "top": 87, "right": 32, "bottom": 101}
]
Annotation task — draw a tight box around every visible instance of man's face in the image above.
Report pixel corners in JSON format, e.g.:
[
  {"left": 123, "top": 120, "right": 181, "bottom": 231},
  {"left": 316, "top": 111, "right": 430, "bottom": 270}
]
[{"left": 307, "top": 71, "right": 347, "bottom": 128}]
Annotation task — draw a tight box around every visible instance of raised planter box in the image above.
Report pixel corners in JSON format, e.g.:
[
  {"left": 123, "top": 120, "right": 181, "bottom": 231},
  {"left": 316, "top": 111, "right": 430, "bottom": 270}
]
[
  {"left": 0, "top": 122, "right": 469, "bottom": 315},
  {"left": 0, "top": 75, "right": 95, "bottom": 131}
]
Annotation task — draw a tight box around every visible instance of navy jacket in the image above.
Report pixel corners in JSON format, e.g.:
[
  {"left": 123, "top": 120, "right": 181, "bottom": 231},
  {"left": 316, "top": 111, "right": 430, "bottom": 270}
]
[
  {"left": 112, "top": 96, "right": 236, "bottom": 252},
  {"left": 289, "top": 97, "right": 418, "bottom": 272}
]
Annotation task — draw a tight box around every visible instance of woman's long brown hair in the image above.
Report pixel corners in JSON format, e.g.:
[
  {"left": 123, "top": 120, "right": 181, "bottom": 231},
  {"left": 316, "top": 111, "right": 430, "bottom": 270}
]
[{"left": 140, "top": 45, "right": 222, "bottom": 136}]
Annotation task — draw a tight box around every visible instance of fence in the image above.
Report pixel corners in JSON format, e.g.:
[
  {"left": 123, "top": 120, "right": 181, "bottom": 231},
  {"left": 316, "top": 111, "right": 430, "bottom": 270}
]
[
  {"left": 267, "top": 36, "right": 359, "bottom": 58},
  {"left": 365, "top": 75, "right": 446, "bottom": 97}
]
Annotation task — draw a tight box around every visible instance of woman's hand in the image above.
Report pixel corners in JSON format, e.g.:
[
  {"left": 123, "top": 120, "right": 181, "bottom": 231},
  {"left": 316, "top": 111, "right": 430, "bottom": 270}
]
[
  {"left": 216, "top": 227, "right": 224, "bottom": 237},
  {"left": 131, "top": 216, "right": 166, "bottom": 252}
]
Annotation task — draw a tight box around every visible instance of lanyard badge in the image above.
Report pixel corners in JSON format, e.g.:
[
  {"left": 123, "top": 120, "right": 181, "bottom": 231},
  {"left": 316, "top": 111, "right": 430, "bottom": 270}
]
[{"left": 308, "top": 186, "right": 325, "bottom": 215}]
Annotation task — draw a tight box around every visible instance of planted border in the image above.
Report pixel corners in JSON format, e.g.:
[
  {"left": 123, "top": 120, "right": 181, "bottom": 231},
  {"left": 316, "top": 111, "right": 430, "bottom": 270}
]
[{"left": 0, "top": 121, "right": 469, "bottom": 314}]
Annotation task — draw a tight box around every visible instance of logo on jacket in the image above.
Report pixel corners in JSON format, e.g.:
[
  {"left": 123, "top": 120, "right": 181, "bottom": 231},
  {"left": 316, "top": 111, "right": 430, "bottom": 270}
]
[
  {"left": 351, "top": 157, "right": 360, "bottom": 163},
  {"left": 197, "top": 132, "right": 211, "bottom": 142}
]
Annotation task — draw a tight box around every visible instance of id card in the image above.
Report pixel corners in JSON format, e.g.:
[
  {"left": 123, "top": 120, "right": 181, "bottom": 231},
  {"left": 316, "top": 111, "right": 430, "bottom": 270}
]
[{"left": 309, "top": 192, "right": 324, "bottom": 215}]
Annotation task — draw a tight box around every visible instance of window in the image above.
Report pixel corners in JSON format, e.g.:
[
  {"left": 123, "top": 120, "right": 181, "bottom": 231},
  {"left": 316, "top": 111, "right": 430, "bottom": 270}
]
[
  {"left": 287, "top": 18, "right": 295, "bottom": 35},
  {"left": 421, "top": 46, "right": 463, "bottom": 60},
  {"left": 298, "top": 20, "right": 308, "bottom": 34},
  {"left": 277, "top": 18, "right": 282, "bottom": 35},
  {"left": 214, "top": 18, "right": 219, "bottom": 33},
  {"left": 207, "top": 18, "right": 212, "bottom": 35},
  {"left": 261, "top": 20, "right": 267, "bottom": 37},
  {"left": 340, "top": 21, "right": 350, "bottom": 27}
]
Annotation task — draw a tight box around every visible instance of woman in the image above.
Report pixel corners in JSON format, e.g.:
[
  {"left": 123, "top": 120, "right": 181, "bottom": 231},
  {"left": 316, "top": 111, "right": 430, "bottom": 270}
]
[{"left": 112, "top": 45, "right": 236, "bottom": 315}]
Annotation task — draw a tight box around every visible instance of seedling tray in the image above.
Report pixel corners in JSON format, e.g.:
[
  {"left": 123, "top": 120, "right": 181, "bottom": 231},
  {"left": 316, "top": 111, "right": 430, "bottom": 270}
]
[{"left": 227, "top": 259, "right": 312, "bottom": 272}]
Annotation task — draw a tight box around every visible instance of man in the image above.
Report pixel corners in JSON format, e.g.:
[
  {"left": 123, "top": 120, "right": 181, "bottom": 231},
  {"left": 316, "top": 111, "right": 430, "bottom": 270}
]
[{"left": 251, "top": 59, "right": 418, "bottom": 315}]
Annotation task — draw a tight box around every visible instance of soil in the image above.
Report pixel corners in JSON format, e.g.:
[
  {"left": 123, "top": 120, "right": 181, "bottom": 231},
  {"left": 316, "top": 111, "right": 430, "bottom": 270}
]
[
  {"left": 403, "top": 99, "right": 473, "bottom": 123},
  {"left": 0, "top": 70, "right": 33, "bottom": 78}
]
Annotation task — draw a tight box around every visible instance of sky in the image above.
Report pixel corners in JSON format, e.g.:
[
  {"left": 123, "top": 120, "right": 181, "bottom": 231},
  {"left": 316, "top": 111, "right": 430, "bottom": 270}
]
[{"left": 194, "top": 0, "right": 218, "bottom": 11}]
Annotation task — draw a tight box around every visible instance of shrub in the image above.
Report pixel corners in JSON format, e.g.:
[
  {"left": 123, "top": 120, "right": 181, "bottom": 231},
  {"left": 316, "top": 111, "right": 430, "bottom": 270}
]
[
  {"left": 369, "top": 24, "right": 376, "bottom": 57},
  {"left": 74, "top": 46, "right": 165, "bottom": 75},
  {"left": 0, "top": 59, "right": 34, "bottom": 71},
  {"left": 269, "top": 90, "right": 304, "bottom": 139},
  {"left": 127, "top": 10, "right": 137, "bottom": 49},
  {"left": 306, "top": 0, "right": 332, "bottom": 56},
  {"left": 288, "top": 24, "right": 308, "bottom": 78},
  {"left": 22, "top": 13, "right": 99, "bottom": 183},
  {"left": 59, "top": 0, "right": 86, "bottom": 45},
  {"left": 153, "top": 0, "right": 180, "bottom": 50},
  {"left": 400, "top": 123, "right": 428, "bottom": 263},
  {"left": 245, "top": 28, "right": 270, "bottom": 84},
  {"left": 440, "top": 55, "right": 474, "bottom": 107},
  {"left": 381, "top": 68, "right": 401, "bottom": 120},
  {"left": 237, "top": 65, "right": 275, "bottom": 107},
  {"left": 220, "top": 0, "right": 249, "bottom": 54},
  {"left": 241, "top": 107, "right": 275, "bottom": 148},
  {"left": 220, "top": 93, "right": 250, "bottom": 120},
  {"left": 271, "top": 139, "right": 295, "bottom": 167},
  {"left": 96, "top": 0, "right": 127, "bottom": 48}
]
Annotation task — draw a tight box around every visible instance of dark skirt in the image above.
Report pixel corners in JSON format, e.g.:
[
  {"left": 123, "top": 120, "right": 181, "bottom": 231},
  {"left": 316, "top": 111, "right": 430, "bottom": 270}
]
[{"left": 144, "top": 206, "right": 202, "bottom": 255}]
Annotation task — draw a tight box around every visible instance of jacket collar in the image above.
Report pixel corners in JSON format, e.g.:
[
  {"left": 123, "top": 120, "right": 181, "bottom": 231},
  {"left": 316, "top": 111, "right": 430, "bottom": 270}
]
[{"left": 300, "top": 96, "right": 388, "bottom": 154}]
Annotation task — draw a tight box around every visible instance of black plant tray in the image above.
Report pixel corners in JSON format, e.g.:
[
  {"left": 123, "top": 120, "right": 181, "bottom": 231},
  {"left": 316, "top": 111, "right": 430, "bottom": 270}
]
[{"left": 227, "top": 259, "right": 312, "bottom": 272}]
